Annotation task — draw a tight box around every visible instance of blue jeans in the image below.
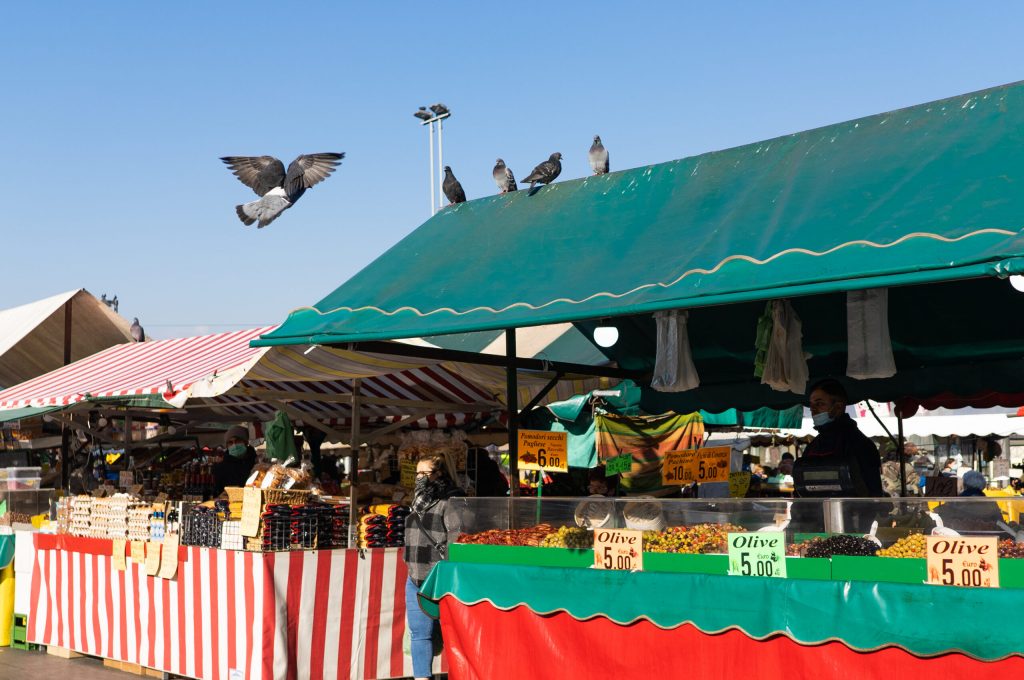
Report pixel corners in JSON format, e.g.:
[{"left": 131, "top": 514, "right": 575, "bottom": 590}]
[{"left": 405, "top": 576, "right": 437, "bottom": 678}]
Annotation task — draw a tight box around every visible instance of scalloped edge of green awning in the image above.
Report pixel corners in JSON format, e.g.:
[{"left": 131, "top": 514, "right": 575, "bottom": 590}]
[
  {"left": 255, "top": 258, "right": 1024, "bottom": 345},
  {"left": 419, "top": 560, "right": 1024, "bottom": 661}
]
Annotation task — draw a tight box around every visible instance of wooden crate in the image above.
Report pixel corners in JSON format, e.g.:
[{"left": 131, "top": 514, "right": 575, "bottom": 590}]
[{"left": 46, "top": 645, "right": 82, "bottom": 658}]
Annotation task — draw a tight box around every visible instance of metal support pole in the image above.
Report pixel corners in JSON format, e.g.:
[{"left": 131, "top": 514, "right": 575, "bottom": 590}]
[
  {"left": 428, "top": 122, "right": 436, "bottom": 214},
  {"left": 348, "top": 379, "right": 362, "bottom": 548},
  {"left": 506, "top": 328, "right": 519, "bottom": 505},
  {"left": 897, "top": 412, "right": 907, "bottom": 497},
  {"left": 63, "top": 300, "right": 73, "bottom": 365},
  {"left": 437, "top": 117, "right": 444, "bottom": 209}
]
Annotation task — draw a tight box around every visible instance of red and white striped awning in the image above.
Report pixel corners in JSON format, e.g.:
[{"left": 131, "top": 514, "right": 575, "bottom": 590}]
[
  {"left": 0, "top": 327, "right": 507, "bottom": 429},
  {"left": 0, "top": 325, "right": 612, "bottom": 432},
  {"left": 0, "top": 327, "right": 273, "bottom": 409}
]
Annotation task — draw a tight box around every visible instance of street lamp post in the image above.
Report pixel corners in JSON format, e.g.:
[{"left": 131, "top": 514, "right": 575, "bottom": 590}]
[{"left": 414, "top": 104, "right": 451, "bottom": 214}]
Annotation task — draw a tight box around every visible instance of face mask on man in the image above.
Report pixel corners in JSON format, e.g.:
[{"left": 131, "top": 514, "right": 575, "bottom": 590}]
[
  {"left": 812, "top": 411, "right": 834, "bottom": 428},
  {"left": 228, "top": 443, "right": 248, "bottom": 458}
]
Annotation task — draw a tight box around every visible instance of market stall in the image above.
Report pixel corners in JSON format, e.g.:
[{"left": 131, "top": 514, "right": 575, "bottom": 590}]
[
  {"left": 422, "top": 496, "right": 1024, "bottom": 678},
  {"left": 26, "top": 535, "right": 444, "bottom": 679},
  {"left": 253, "top": 80, "right": 1024, "bottom": 678}
]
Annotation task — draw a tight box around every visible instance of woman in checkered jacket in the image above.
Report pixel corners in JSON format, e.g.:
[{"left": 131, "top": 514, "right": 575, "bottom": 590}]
[{"left": 404, "top": 454, "right": 464, "bottom": 680}]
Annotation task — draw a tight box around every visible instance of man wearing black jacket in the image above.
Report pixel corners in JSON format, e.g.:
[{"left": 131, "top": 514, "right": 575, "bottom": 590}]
[{"left": 803, "top": 379, "right": 883, "bottom": 497}]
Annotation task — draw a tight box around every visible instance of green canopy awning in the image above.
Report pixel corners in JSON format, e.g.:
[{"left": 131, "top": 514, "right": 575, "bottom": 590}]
[
  {"left": 0, "top": 405, "right": 62, "bottom": 424},
  {"left": 258, "top": 81, "right": 1024, "bottom": 348}
]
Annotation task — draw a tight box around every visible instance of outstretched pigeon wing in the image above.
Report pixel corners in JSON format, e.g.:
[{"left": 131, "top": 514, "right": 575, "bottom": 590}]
[
  {"left": 220, "top": 156, "right": 286, "bottom": 196},
  {"left": 285, "top": 152, "right": 345, "bottom": 201}
]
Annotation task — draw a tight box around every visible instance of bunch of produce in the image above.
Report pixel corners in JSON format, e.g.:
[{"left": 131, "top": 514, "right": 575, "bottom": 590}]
[
  {"left": 790, "top": 535, "right": 879, "bottom": 558},
  {"left": 643, "top": 523, "right": 746, "bottom": 554},
  {"left": 458, "top": 524, "right": 557, "bottom": 546},
  {"left": 539, "top": 526, "right": 594, "bottom": 549},
  {"left": 877, "top": 533, "right": 927, "bottom": 558},
  {"left": 998, "top": 539, "right": 1024, "bottom": 558}
]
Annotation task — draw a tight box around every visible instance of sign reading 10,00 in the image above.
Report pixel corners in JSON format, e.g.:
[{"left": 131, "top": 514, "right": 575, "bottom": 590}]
[{"left": 517, "top": 430, "right": 569, "bottom": 473}]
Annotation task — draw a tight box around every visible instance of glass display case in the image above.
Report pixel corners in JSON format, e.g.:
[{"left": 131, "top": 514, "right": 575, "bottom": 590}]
[
  {"left": 446, "top": 496, "right": 1024, "bottom": 580},
  {"left": 0, "top": 487, "right": 58, "bottom": 521}
]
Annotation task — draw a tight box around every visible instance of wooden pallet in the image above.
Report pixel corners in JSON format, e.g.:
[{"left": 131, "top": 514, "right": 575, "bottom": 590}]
[
  {"left": 45, "top": 644, "right": 82, "bottom": 658},
  {"left": 102, "top": 658, "right": 164, "bottom": 677}
]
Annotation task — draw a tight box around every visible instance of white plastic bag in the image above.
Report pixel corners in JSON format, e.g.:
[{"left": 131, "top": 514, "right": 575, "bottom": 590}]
[
  {"left": 651, "top": 309, "right": 700, "bottom": 392},
  {"left": 846, "top": 288, "right": 897, "bottom": 379}
]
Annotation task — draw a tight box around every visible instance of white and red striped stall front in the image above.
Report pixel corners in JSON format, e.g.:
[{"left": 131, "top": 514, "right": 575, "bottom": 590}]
[{"left": 28, "top": 534, "right": 444, "bottom": 679}]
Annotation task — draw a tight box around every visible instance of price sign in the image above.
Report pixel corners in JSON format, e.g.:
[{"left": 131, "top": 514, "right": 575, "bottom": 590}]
[
  {"left": 728, "top": 472, "right": 752, "bottom": 498},
  {"left": 112, "top": 539, "right": 127, "bottom": 572},
  {"left": 240, "top": 486, "right": 262, "bottom": 538},
  {"left": 926, "top": 536, "right": 999, "bottom": 588},
  {"left": 400, "top": 460, "right": 417, "bottom": 490},
  {"left": 159, "top": 534, "right": 179, "bottom": 580},
  {"left": 662, "top": 450, "right": 695, "bottom": 485},
  {"left": 662, "top": 447, "right": 730, "bottom": 485},
  {"left": 517, "top": 430, "right": 569, "bottom": 473},
  {"left": 593, "top": 528, "right": 643, "bottom": 571},
  {"left": 130, "top": 540, "right": 146, "bottom": 564},
  {"left": 728, "top": 532, "right": 786, "bottom": 578},
  {"left": 605, "top": 453, "right": 632, "bottom": 476},
  {"left": 145, "top": 542, "right": 162, "bottom": 576}
]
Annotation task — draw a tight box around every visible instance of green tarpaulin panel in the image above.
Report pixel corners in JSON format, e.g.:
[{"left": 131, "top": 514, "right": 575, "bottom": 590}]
[
  {"left": 258, "top": 81, "right": 1024, "bottom": 348},
  {"left": 0, "top": 405, "right": 61, "bottom": 424}
]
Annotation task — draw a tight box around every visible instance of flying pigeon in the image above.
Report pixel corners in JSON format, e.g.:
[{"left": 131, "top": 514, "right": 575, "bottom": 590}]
[
  {"left": 130, "top": 318, "right": 145, "bottom": 343},
  {"left": 220, "top": 152, "right": 345, "bottom": 228},
  {"left": 413, "top": 107, "right": 432, "bottom": 121},
  {"left": 442, "top": 166, "right": 466, "bottom": 204},
  {"left": 522, "top": 152, "right": 563, "bottom": 190},
  {"left": 492, "top": 159, "right": 517, "bottom": 193},
  {"left": 589, "top": 135, "right": 609, "bottom": 174}
]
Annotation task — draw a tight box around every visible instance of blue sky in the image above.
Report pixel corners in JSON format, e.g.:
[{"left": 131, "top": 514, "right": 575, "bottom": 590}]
[{"left": 2, "top": 2, "right": 1023, "bottom": 337}]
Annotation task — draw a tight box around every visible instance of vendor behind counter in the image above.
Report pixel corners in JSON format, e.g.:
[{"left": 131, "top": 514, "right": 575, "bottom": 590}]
[{"left": 213, "top": 425, "right": 257, "bottom": 495}]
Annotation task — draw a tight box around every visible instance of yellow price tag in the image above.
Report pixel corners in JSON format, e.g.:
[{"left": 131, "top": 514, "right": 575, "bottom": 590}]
[
  {"left": 729, "top": 471, "right": 752, "bottom": 498},
  {"left": 663, "top": 447, "right": 730, "bottom": 485},
  {"left": 517, "top": 430, "right": 568, "bottom": 473},
  {"left": 145, "top": 542, "right": 162, "bottom": 576},
  {"left": 240, "top": 486, "right": 262, "bottom": 538},
  {"left": 926, "top": 536, "right": 999, "bottom": 588},
  {"left": 112, "top": 539, "right": 127, "bottom": 572},
  {"left": 400, "top": 460, "right": 417, "bottom": 490}
]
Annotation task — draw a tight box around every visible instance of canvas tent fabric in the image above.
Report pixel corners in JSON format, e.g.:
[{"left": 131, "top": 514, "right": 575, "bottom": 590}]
[
  {"left": 0, "top": 289, "right": 133, "bottom": 388},
  {"left": 257, "top": 81, "right": 1024, "bottom": 348},
  {"left": 0, "top": 326, "right": 611, "bottom": 432},
  {"left": 782, "top": 412, "right": 1024, "bottom": 440}
]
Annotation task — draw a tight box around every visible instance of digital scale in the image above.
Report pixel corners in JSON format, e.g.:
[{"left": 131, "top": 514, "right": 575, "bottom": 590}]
[{"left": 792, "top": 457, "right": 858, "bottom": 497}]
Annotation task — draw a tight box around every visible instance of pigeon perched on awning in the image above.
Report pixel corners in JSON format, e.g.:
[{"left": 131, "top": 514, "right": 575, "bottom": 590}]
[
  {"left": 589, "top": 135, "right": 609, "bottom": 174},
  {"left": 442, "top": 166, "right": 466, "bottom": 204},
  {"left": 220, "top": 152, "right": 344, "bottom": 228},
  {"left": 492, "top": 159, "right": 518, "bottom": 193},
  {"left": 522, "top": 153, "right": 562, "bottom": 190},
  {"left": 130, "top": 318, "right": 145, "bottom": 342}
]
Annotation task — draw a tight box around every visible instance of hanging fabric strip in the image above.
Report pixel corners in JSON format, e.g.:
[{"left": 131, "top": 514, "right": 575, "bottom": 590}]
[
  {"left": 846, "top": 288, "right": 897, "bottom": 379},
  {"left": 761, "top": 300, "right": 810, "bottom": 394},
  {"left": 651, "top": 310, "right": 700, "bottom": 392}
]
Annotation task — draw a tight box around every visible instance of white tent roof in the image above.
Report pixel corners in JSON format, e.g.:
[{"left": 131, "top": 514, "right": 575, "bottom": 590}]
[
  {"left": 0, "top": 289, "right": 133, "bottom": 388},
  {"left": 781, "top": 413, "right": 1024, "bottom": 439}
]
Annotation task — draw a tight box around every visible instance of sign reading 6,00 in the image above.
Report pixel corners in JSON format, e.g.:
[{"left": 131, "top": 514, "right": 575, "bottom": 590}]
[{"left": 517, "top": 430, "right": 569, "bottom": 472}]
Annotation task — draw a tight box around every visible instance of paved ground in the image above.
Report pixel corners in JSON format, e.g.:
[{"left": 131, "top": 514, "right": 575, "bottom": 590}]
[{"left": 0, "top": 648, "right": 150, "bottom": 678}]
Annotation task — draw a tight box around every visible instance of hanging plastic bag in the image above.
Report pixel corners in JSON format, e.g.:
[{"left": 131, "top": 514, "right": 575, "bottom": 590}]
[
  {"left": 651, "top": 309, "right": 700, "bottom": 392},
  {"left": 846, "top": 288, "right": 897, "bottom": 379}
]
